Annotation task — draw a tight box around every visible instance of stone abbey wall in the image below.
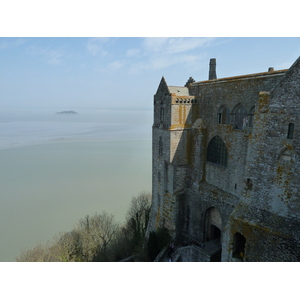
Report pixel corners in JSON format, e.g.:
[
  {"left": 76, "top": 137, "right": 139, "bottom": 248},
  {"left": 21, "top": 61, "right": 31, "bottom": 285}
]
[{"left": 147, "top": 57, "right": 300, "bottom": 261}]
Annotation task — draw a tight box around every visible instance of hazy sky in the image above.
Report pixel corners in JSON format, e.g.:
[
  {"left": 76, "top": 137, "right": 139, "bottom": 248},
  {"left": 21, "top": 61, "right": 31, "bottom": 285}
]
[{"left": 0, "top": 37, "right": 299, "bottom": 110}]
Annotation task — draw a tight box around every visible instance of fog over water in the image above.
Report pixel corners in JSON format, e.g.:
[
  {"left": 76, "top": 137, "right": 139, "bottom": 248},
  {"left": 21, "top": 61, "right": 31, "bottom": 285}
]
[{"left": 0, "top": 109, "right": 152, "bottom": 261}]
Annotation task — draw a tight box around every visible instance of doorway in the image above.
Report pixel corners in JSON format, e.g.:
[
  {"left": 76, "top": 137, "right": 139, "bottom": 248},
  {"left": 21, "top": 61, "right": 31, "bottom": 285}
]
[
  {"left": 232, "top": 232, "right": 246, "bottom": 261},
  {"left": 204, "top": 207, "right": 222, "bottom": 242},
  {"left": 210, "top": 224, "right": 221, "bottom": 241},
  {"left": 204, "top": 207, "right": 222, "bottom": 261}
]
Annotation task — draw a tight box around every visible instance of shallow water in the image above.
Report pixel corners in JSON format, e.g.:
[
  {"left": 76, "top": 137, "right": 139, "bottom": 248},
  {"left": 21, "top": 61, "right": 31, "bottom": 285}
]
[{"left": 0, "top": 109, "right": 152, "bottom": 261}]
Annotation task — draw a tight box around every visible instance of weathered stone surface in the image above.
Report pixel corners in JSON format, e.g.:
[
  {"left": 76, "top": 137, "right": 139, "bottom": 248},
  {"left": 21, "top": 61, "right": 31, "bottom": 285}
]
[{"left": 147, "top": 57, "right": 300, "bottom": 262}]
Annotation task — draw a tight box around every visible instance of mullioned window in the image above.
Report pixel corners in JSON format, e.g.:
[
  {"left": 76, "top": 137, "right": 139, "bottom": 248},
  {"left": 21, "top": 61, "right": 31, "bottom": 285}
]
[{"left": 206, "top": 136, "right": 228, "bottom": 167}]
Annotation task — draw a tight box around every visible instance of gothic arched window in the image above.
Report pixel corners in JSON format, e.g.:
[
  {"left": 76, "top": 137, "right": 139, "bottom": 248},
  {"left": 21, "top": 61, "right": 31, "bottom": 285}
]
[
  {"left": 233, "top": 104, "right": 247, "bottom": 130},
  {"left": 206, "top": 136, "right": 228, "bottom": 167},
  {"left": 218, "top": 106, "right": 230, "bottom": 125}
]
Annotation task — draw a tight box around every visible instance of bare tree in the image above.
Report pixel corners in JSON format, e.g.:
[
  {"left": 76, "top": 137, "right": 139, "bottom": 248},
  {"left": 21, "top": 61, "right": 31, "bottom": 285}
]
[
  {"left": 76, "top": 211, "right": 119, "bottom": 261},
  {"left": 16, "top": 243, "right": 52, "bottom": 262},
  {"left": 125, "top": 191, "right": 152, "bottom": 247},
  {"left": 50, "top": 230, "right": 83, "bottom": 262},
  {"left": 16, "top": 192, "right": 152, "bottom": 262}
]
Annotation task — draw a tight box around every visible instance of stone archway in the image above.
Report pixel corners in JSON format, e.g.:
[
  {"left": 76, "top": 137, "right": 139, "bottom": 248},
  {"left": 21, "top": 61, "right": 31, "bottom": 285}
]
[
  {"left": 204, "top": 207, "right": 222, "bottom": 242},
  {"left": 204, "top": 207, "right": 222, "bottom": 261}
]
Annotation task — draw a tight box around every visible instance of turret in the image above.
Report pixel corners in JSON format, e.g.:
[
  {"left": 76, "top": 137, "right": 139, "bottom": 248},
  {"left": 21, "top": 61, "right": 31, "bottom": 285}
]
[{"left": 209, "top": 58, "right": 217, "bottom": 80}]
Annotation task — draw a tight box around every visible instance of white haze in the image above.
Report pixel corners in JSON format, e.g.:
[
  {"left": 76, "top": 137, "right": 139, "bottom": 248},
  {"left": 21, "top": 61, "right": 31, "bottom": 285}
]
[{"left": 0, "top": 108, "right": 152, "bottom": 261}]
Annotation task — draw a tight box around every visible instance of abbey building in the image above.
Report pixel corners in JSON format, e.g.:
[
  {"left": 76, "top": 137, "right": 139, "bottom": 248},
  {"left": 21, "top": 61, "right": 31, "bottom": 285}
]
[{"left": 147, "top": 57, "right": 300, "bottom": 261}]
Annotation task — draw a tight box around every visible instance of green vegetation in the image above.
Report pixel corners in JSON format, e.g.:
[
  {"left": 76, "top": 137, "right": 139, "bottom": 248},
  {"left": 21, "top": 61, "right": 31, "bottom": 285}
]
[{"left": 16, "top": 191, "right": 171, "bottom": 262}]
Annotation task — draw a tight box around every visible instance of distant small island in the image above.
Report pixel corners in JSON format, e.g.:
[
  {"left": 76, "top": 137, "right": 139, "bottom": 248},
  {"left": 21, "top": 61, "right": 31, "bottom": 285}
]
[{"left": 56, "top": 110, "right": 78, "bottom": 115}]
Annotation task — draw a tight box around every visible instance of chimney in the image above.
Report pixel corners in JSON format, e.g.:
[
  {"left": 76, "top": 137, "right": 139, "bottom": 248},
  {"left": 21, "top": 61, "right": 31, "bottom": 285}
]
[{"left": 209, "top": 58, "right": 217, "bottom": 80}]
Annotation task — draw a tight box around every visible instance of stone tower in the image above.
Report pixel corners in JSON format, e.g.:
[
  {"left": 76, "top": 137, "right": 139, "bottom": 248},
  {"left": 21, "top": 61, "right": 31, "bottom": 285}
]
[
  {"left": 209, "top": 58, "right": 217, "bottom": 80},
  {"left": 147, "top": 76, "right": 196, "bottom": 236}
]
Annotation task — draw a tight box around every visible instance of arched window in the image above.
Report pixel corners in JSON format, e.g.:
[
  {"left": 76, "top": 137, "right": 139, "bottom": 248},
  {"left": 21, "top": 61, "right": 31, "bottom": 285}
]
[
  {"left": 218, "top": 106, "right": 230, "bottom": 125},
  {"left": 287, "top": 123, "right": 294, "bottom": 139},
  {"left": 248, "top": 106, "right": 255, "bottom": 128},
  {"left": 232, "top": 232, "right": 246, "bottom": 261},
  {"left": 233, "top": 104, "right": 247, "bottom": 130},
  {"left": 207, "top": 136, "right": 228, "bottom": 167}
]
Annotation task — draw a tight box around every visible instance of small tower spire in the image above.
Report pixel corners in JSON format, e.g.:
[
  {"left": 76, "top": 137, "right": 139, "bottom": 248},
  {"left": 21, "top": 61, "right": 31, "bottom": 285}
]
[
  {"left": 185, "top": 76, "right": 195, "bottom": 87},
  {"left": 209, "top": 58, "right": 217, "bottom": 80}
]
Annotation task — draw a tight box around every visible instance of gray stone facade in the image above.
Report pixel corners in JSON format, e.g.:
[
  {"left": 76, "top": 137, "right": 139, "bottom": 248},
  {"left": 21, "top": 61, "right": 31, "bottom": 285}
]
[{"left": 147, "top": 57, "right": 300, "bottom": 262}]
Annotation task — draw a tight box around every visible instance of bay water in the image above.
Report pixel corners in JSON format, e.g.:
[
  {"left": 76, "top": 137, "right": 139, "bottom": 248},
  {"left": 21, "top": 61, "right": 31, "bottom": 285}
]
[{"left": 0, "top": 109, "right": 153, "bottom": 261}]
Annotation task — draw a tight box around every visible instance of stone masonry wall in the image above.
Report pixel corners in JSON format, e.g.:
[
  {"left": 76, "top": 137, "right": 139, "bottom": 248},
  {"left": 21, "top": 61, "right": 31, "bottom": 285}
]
[
  {"left": 148, "top": 58, "right": 300, "bottom": 261},
  {"left": 189, "top": 71, "right": 286, "bottom": 198},
  {"left": 244, "top": 60, "right": 300, "bottom": 218}
]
